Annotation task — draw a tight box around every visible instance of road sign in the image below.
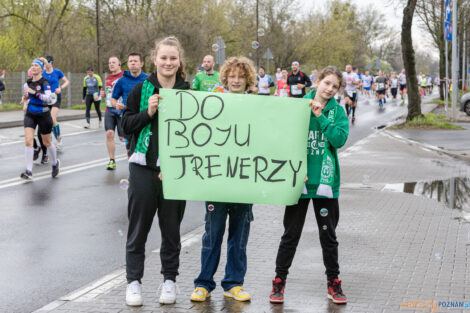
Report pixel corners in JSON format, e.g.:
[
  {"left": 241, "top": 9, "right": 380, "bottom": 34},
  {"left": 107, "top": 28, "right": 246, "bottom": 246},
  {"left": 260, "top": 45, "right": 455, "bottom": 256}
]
[
  {"left": 445, "top": 0, "right": 452, "bottom": 22},
  {"left": 263, "top": 48, "right": 273, "bottom": 59},
  {"left": 375, "top": 58, "right": 380, "bottom": 70},
  {"left": 445, "top": 21, "right": 452, "bottom": 41},
  {"left": 215, "top": 36, "right": 226, "bottom": 65}
]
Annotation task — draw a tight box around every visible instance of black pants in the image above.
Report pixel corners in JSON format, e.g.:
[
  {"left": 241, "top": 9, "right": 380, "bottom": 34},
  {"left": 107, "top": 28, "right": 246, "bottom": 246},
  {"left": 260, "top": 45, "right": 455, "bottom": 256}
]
[
  {"left": 85, "top": 94, "right": 102, "bottom": 123},
  {"left": 275, "top": 198, "right": 340, "bottom": 281},
  {"left": 126, "top": 163, "right": 186, "bottom": 283}
]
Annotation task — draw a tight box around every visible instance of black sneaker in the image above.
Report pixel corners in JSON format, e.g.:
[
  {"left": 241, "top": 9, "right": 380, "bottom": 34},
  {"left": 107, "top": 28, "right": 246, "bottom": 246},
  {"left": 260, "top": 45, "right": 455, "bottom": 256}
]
[
  {"left": 52, "top": 160, "right": 60, "bottom": 178},
  {"left": 21, "top": 170, "right": 33, "bottom": 180},
  {"left": 41, "top": 154, "right": 49, "bottom": 164},
  {"left": 327, "top": 278, "right": 347, "bottom": 304},
  {"left": 33, "top": 148, "right": 41, "bottom": 161},
  {"left": 269, "top": 277, "right": 285, "bottom": 304}
]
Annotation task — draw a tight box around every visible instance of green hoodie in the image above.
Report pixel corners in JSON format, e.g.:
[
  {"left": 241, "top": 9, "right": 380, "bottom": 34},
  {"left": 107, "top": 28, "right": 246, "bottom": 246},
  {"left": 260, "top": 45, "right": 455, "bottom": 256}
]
[{"left": 301, "top": 91, "right": 349, "bottom": 199}]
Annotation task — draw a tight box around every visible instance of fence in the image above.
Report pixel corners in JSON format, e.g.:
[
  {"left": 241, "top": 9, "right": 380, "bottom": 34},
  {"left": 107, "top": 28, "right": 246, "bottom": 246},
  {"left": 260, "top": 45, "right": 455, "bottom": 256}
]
[{"left": 0, "top": 72, "right": 195, "bottom": 107}]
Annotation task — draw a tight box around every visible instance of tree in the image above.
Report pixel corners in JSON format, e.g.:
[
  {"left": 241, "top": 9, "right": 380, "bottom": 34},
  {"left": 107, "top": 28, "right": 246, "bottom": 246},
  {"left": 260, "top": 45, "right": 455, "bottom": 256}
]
[{"left": 402, "top": 0, "right": 422, "bottom": 120}]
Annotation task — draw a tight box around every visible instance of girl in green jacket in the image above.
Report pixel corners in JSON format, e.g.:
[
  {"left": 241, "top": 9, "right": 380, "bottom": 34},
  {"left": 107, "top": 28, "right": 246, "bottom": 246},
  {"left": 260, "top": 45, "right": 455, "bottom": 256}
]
[{"left": 270, "top": 66, "right": 349, "bottom": 305}]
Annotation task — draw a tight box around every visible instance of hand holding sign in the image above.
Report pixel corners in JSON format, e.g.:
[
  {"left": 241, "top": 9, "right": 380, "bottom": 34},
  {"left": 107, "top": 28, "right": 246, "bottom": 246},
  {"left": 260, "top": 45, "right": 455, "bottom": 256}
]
[
  {"left": 147, "top": 94, "right": 162, "bottom": 117},
  {"left": 309, "top": 99, "right": 323, "bottom": 117}
]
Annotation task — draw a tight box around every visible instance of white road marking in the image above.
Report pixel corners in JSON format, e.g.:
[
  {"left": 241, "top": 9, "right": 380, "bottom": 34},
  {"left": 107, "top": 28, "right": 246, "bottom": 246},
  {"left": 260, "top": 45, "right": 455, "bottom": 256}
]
[
  {"left": 0, "top": 128, "right": 101, "bottom": 146},
  {"left": 33, "top": 224, "right": 205, "bottom": 311},
  {"left": 0, "top": 154, "right": 127, "bottom": 190}
]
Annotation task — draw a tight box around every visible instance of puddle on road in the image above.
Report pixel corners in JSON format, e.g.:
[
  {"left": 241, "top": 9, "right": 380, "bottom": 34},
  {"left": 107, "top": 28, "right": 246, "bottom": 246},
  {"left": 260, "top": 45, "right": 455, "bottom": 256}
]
[{"left": 383, "top": 177, "right": 470, "bottom": 219}]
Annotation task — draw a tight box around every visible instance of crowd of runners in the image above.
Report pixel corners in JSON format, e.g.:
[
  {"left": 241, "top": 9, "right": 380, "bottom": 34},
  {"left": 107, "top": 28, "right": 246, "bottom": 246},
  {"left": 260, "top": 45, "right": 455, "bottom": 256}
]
[{"left": 17, "top": 36, "right": 443, "bottom": 308}]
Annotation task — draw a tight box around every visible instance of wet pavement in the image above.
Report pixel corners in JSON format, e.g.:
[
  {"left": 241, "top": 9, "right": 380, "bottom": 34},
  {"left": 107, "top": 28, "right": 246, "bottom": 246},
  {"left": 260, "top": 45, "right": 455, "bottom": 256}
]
[
  {"left": 2, "top": 92, "right": 458, "bottom": 313},
  {"left": 34, "top": 127, "right": 470, "bottom": 312}
]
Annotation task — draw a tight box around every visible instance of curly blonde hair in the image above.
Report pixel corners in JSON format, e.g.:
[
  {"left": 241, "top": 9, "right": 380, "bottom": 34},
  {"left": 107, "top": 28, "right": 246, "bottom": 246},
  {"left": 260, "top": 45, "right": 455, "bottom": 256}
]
[{"left": 219, "top": 57, "right": 256, "bottom": 91}]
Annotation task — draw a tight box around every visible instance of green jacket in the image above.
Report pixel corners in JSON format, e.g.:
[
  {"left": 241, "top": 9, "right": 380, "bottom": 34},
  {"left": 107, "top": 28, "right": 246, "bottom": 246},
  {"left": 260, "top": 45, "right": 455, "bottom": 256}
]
[{"left": 301, "top": 91, "right": 349, "bottom": 199}]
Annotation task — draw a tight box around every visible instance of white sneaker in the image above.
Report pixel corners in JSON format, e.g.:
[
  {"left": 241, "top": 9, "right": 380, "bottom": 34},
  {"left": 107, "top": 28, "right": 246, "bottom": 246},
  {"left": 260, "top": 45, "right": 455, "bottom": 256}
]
[
  {"left": 56, "top": 140, "right": 63, "bottom": 151},
  {"left": 98, "top": 120, "right": 102, "bottom": 128},
  {"left": 126, "top": 280, "right": 143, "bottom": 306},
  {"left": 84, "top": 122, "right": 90, "bottom": 129},
  {"left": 159, "top": 280, "right": 178, "bottom": 304}
]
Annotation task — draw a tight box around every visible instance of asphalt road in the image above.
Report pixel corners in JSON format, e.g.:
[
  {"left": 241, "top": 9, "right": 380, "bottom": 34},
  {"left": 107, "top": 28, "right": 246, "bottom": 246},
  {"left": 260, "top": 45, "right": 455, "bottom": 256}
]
[{"left": 0, "top": 92, "right": 425, "bottom": 313}]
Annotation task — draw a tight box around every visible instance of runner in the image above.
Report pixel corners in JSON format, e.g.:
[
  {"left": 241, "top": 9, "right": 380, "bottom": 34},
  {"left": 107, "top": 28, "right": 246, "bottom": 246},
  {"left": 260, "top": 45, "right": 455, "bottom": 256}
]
[
  {"left": 390, "top": 72, "right": 398, "bottom": 100},
  {"left": 310, "top": 69, "right": 319, "bottom": 92},
  {"left": 101, "top": 56, "right": 123, "bottom": 169},
  {"left": 418, "top": 73, "right": 426, "bottom": 97},
  {"left": 0, "top": 69, "right": 5, "bottom": 105},
  {"left": 82, "top": 67, "right": 103, "bottom": 128},
  {"left": 122, "top": 36, "right": 188, "bottom": 306},
  {"left": 110, "top": 52, "right": 149, "bottom": 166},
  {"left": 275, "top": 67, "right": 283, "bottom": 82},
  {"left": 256, "top": 66, "right": 274, "bottom": 96},
  {"left": 361, "top": 71, "right": 373, "bottom": 98},
  {"left": 426, "top": 75, "right": 433, "bottom": 94},
  {"left": 270, "top": 66, "right": 349, "bottom": 305},
  {"left": 275, "top": 69, "right": 289, "bottom": 97},
  {"left": 398, "top": 69, "right": 407, "bottom": 104},
  {"left": 374, "top": 70, "right": 387, "bottom": 109},
  {"left": 191, "top": 56, "right": 257, "bottom": 303},
  {"left": 20, "top": 58, "right": 60, "bottom": 180},
  {"left": 42, "top": 56, "right": 69, "bottom": 150},
  {"left": 287, "top": 61, "right": 311, "bottom": 98},
  {"left": 192, "top": 55, "right": 219, "bottom": 92},
  {"left": 342, "top": 64, "right": 360, "bottom": 121}
]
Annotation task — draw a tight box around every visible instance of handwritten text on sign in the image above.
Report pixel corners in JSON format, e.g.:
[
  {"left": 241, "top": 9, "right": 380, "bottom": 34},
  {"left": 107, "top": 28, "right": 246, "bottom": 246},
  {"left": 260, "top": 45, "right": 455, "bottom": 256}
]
[{"left": 158, "top": 89, "right": 310, "bottom": 205}]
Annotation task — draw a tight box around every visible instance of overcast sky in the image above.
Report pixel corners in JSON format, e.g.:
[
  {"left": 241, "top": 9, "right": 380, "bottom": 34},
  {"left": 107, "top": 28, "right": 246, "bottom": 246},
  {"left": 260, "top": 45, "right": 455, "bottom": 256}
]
[{"left": 301, "top": 0, "right": 438, "bottom": 58}]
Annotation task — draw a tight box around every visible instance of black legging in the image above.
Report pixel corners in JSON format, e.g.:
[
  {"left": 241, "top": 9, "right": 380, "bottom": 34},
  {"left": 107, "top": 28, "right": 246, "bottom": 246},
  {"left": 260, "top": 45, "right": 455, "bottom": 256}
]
[
  {"left": 85, "top": 94, "right": 102, "bottom": 123},
  {"left": 33, "top": 127, "right": 47, "bottom": 155}
]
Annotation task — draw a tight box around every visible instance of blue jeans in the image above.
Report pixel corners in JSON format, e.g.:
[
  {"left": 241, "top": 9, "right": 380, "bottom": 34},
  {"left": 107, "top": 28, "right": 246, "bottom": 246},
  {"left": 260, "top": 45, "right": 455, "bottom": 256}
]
[{"left": 194, "top": 202, "right": 253, "bottom": 292}]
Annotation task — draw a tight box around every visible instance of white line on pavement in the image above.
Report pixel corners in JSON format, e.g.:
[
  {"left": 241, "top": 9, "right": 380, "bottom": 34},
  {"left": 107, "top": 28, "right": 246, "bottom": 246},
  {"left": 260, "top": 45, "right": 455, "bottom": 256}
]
[
  {"left": 0, "top": 154, "right": 127, "bottom": 190},
  {"left": 32, "top": 224, "right": 205, "bottom": 312},
  {"left": 0, "top": 129, "right": 101, "bottom": 146}
]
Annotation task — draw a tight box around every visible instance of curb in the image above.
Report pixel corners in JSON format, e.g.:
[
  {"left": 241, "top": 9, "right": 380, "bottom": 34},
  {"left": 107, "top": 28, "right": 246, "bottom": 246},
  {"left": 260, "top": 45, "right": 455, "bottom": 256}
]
[
  {"left": 383, "top": 129, "right": 470, "bottom": 163},
  {"left": 0, "top": 112, "right": 98, "bottom": 129}
]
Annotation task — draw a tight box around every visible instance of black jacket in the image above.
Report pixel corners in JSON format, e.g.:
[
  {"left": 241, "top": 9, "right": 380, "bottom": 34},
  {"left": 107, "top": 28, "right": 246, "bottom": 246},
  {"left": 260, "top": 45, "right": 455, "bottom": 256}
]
[
  {"left": 286, "top": 71, "right": 312, "bottom": 98},
  {"left": 122, "top": 73, "right": 190, "bottom": 170}
]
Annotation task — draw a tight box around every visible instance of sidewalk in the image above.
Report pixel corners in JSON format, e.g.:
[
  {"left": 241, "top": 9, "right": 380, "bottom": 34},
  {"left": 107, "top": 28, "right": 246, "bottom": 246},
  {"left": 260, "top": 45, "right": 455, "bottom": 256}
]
[
  {"left": 34, "top": 129, "right": 470, "bottom": 313},
  {"left": 0, "top": 109, "right": 97, "bottom": 128}
]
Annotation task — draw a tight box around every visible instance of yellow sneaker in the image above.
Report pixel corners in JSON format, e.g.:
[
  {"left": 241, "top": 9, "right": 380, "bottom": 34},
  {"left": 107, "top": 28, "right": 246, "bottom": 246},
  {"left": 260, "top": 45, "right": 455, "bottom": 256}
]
[
  {"left": 190, "top": 287, "right": 210, "bottom": 302},
  {"left": 223, "top": 286, "right": 251, "bottom": 301}
]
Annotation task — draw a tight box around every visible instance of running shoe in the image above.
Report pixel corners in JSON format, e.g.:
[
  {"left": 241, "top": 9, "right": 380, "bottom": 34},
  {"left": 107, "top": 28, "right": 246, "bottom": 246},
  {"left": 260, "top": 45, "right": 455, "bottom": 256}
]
[
  {"left": 126, "top": 281, "right": 143, "bottom": 306},
  {"left": 41, "top": 154, "right": 49, "bottom": 164},
  {"left": 98, "top": 120, "right": 102, "bottom": 128},
  {"left": 224, "top": 286, "right": 251, "bottom": 301},
  {"left": 56, "top": 140, "right": 63, "bottom": 151},
  {"left": 327, "top": 278, "right": 347, "bottom": 304},
  {"left": 84, "top": 122, "right": 90, "bottom": 129},
  {"left": 190, "top": 287, "right": 210, "bottom": 302},
  {"left": 106, "top": 159, "right": 116, "bottom": 170},
  {"left": 269, "top": 277, "right": 285, "bottom": 304},
  {"left": 20, "top": 170, "right": 33, "bottom": 180},
  {"left": 33, "top": 147, "right": 41, "bottom": 161},
  {"left": 52, "top": 159, "right": 60, "bottom": 178}
]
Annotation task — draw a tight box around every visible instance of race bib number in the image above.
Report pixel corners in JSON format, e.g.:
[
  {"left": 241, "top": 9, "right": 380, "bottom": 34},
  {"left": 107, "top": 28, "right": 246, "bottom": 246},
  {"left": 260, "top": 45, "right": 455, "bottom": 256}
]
[
  {"left": 347, "top": 90, "right": 354, "bottom": 98},
  {"left": 279, "top": 89, "right": 288, "bottom": 97},
  {"left": 291, "top": 85, "right": 302, "bottom": 95},
  {"left": 378, "top": 83, "right": 385, "bottom": 90}
]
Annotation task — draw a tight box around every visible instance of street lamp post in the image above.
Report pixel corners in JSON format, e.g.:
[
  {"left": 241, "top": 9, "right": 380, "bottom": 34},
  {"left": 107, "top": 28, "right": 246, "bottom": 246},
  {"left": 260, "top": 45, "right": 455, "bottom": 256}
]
[{"left": 451, "top": 0, "right": 458, "bottom": 120}]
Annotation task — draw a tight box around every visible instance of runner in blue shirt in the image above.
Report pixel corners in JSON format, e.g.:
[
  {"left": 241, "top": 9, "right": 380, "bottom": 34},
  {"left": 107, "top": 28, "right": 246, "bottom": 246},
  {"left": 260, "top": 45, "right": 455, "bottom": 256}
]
[
  {"left": 42, "top": 56, "right": 69, "bottom": 150},
  {"left": 109, "top": 52, "right": 149, "bottom": 167}
]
